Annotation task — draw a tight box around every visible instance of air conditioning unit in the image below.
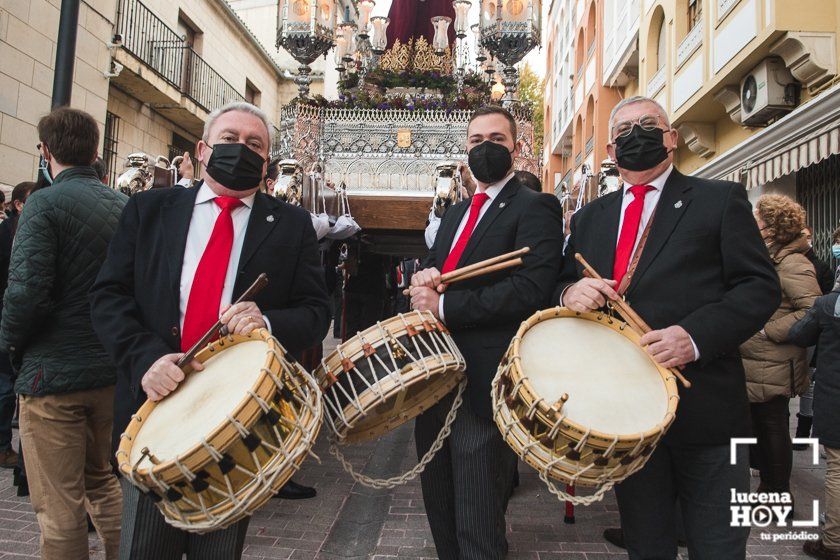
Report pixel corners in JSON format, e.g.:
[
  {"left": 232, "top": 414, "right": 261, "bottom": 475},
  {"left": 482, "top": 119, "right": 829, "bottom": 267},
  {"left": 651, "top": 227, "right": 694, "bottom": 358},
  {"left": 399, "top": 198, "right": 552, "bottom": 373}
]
[{"left": 740, "top": 58, "right": 798, "bottom": 126}]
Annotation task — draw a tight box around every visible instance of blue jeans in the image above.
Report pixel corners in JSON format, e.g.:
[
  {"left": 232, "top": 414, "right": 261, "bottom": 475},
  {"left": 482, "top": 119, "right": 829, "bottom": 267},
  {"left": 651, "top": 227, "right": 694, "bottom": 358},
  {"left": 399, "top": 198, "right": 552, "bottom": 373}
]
[{"left": 0, "top": 352, "right": 16, "bottom": 451}]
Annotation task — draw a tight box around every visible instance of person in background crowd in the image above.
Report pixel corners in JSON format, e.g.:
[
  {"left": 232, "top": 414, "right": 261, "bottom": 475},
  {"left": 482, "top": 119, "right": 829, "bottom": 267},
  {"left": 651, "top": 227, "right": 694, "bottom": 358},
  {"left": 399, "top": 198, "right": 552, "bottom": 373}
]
[
  {"left": 92, "top": 157, "right": 109, "bottom": 185},
  {"left": 425, "top": 162, "right": 477, "bottom": 249},
  {"left": 0, "top": 191, "right": 6, "bottom": 219},
  {"left": 556, "top": 95, "right": 779, "bottom": 559},
  {"left": 794, "top": 225, "right": 835, "bottom": 450},
  {"left": 789, "top": 281, "right": 840, "bottom": 560},
  {"left": 513, "top": 170, "right": 542, "bottom": 193},
  {"left": 90, "top": 102, "right": 330, "bottom": 559},
  {"left": 0, "top": 181, "right": 34, "bottom": 470},
  {"left": 741, "top": 194, "right": 820, "bottom": 511},
  {"left": 804, "top": 226, "right": 835, "bottom": 293},
  {"left": 832, "top": 226, "right": 840, "bottom": 284},
  {"left": 0, "top": 108, "right": 126, "bottom": 560}
]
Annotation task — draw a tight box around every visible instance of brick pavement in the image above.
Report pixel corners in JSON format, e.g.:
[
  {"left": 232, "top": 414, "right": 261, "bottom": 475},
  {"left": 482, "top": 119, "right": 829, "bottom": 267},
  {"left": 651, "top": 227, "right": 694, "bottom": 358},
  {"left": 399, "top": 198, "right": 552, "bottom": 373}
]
[{"left": 0, "top": 335, "right": 827, "bottom": 559}]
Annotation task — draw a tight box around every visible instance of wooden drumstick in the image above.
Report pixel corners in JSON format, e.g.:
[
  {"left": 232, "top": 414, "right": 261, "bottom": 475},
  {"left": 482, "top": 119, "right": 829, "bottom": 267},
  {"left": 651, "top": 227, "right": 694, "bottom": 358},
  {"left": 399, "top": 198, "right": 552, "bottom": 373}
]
[
  {"left": 177, "top": 273, "right": 269, "bottom": 369},
  {"left": 573, "top": 254, "right": 692, "bottom": 389},
  {"left": 442, "top": 247, "right": 530, "bottom": 283},
  {"left": 402, "top": 247, "right": 530, "bottom": 295}
]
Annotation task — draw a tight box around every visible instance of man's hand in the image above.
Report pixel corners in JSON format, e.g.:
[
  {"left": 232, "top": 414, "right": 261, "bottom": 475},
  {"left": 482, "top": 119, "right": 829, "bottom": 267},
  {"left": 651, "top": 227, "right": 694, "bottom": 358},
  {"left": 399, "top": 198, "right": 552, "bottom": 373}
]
[
  {"left": 178, "top": 151, "right": 194, "bottom": 180},
  {"left": 640, "top": 326, "right": 696, "bottom": 369},
  {"left": 141, "top": 353, "right": 203, "bottom": 402},
  {"left": 409, "top": 286, "right": 440, "bottom": 319},
  {"left": 410, "top": 267, "right": 447, "bottom": 293},
  {"left": 220, "top": 302, "right": 267, "bottom": 336},
  {"left": 562, "top": 278, "right": 619, "bottom": 313}
]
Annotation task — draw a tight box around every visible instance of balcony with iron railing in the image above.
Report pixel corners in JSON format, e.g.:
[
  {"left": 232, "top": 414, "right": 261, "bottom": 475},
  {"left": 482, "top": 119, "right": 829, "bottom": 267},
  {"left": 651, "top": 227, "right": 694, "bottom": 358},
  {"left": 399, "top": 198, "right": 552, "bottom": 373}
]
[{"left": 113, "top": 0, "right": 245, "bottom": 134}]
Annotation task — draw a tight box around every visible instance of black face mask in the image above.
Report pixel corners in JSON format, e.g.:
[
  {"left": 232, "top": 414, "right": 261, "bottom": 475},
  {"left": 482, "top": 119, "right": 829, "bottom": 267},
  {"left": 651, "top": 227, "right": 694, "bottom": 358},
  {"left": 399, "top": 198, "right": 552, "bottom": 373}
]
[
  {"left": 614, "top": 126, "right": 669, "bottom": 172},
  {"left": 205, "top": 143, "right": 265, "bottom": 191},
  {"left": 468, "top": 140, "right": 513, "bottom": 184}
]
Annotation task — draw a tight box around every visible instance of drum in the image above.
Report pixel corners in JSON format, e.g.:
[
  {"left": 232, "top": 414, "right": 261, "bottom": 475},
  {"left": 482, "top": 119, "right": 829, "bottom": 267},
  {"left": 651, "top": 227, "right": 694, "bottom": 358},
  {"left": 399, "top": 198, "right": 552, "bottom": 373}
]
[
  {"left": 116, "top": 329, "right": 322, "bottom": 532},
  {"left": 492, "top": 308, "right": 679, "bottom": 501},
  {"left": 313, "top": 310, "right": 465, "bottom": 444}
]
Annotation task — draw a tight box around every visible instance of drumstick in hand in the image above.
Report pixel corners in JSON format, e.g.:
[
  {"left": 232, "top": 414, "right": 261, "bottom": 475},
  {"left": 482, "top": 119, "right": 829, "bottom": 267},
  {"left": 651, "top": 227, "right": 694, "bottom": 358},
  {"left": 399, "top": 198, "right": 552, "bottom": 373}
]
[
  {"left": 177, "top": 273, "right": 269, "bottom": 369},
  {"left": 402, "top": 247, "right": 530, "bottom": 295},
  {"left": 574, "top": 254, "right": 691, "bottom": 389}
]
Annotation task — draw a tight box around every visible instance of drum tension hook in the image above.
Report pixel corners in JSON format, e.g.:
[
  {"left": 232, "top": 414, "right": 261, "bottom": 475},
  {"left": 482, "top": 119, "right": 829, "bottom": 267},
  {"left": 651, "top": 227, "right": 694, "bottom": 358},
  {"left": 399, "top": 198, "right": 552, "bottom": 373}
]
[
  {"left": 136, "top": 447, "right": 161, "bottom": 468},
  {"left": 551, "top": 393, "right": 569, "bottom": 416}
]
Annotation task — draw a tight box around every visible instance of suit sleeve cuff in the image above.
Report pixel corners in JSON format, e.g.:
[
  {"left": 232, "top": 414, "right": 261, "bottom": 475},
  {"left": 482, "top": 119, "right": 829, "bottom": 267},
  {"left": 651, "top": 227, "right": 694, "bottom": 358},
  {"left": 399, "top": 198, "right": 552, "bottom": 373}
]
[
  {"left": 438, "top": 294, "right": 445, "bottom": 323},
  {"left": 690, "top": 335, "right": 700, "bottom": 361},
  {"left": 558, "top": 284, "right": 572, "bottom": 306}
]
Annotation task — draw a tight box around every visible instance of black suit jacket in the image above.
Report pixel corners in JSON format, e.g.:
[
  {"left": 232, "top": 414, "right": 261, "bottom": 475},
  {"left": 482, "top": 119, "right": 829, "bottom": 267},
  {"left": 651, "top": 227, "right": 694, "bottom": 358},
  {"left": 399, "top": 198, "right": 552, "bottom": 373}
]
[
  {"left": 90, "top": 187, "right": 331, "bottom": 449},
  {"left": 556, "top": 169, "right": 781, "bottom": 445},
  {"left": 424, "top": 176, "right": 565, "bottom": 418}
]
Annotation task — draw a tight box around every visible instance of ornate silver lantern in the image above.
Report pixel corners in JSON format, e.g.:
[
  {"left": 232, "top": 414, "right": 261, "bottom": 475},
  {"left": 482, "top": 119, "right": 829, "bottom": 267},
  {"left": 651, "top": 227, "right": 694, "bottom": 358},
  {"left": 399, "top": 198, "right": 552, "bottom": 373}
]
[
  {"left": 431, "top": 16, "right": 452, "bottom": 55},
  {"left": 453, "top": 1, "right": 471, "bottom": 39},
  {"left": 478, "top": 0, "right": 541, "bottom": 105},
  {"left": 370, "top": 16, "right": 389, "bottom": 55},
  {"left": 277, "top": 0, "right": 338, "bottom": 97}
]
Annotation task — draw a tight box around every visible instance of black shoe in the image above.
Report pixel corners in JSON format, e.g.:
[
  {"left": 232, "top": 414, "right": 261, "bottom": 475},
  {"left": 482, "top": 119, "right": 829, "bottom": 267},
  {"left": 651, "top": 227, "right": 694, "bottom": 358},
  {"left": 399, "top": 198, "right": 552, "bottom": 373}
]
[
  {"left": 793, "top": 413, "right": 814, "bottom": 450},
  {"left": 274, "top": 479, "right": 316, "bottom": 500}
]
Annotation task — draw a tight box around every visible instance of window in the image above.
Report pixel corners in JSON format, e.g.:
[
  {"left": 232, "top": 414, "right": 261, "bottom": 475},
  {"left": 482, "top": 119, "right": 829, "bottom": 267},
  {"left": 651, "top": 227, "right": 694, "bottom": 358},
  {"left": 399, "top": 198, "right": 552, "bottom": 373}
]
[
  {"left": 103, "top": 112, "right": 120, "bottom": 188},
  {"left": 688, "top": 0, "right": 702, "bottom": 31},
  {"left": 177, "top": 13, "right": 202, "bottom": 92},
  {"left": 656, "top": 18, "right": 667, "bottom": 70},
  {"left": 245, "top": 80, "right": 261, "bottom": 106}
]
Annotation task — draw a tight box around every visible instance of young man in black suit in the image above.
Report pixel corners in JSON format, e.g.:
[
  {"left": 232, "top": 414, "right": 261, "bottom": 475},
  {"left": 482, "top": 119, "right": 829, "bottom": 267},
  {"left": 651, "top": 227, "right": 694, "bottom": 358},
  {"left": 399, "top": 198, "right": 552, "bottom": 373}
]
[
  {"left": 409, "top": 106, "right": 565, "bottom": 559},
  {"left": 90, "top": 102, "right": 330, "bottom": 559},
  {"left": 557, "top": 96, "right": 780, "bottom": 559}
]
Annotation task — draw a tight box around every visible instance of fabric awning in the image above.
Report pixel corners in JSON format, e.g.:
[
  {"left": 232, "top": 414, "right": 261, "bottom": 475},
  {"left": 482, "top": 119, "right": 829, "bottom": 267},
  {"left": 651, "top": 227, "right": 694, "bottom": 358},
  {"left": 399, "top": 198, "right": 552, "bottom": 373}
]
[{"left": 746, "top": 119, "right": 840, "bottom": 190}]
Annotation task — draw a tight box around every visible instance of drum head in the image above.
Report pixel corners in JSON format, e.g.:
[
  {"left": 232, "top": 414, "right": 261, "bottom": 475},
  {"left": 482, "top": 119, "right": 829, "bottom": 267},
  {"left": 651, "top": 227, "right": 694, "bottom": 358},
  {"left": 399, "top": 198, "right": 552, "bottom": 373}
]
[
  {"left": 129, "top": 340, "right": 269, "bottom": 468},
  {"left": 519, "top": 317, "right": 667, "bottom": 436}
]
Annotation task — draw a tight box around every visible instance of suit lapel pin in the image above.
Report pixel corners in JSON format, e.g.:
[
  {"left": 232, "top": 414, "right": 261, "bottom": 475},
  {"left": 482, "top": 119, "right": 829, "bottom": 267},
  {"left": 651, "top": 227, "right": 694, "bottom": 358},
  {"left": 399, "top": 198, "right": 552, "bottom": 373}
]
[
  {"left": 499, "top": 202, "right": 507, "bottom": 208},
  {"left": 266, "top": 215, "right": 275, "bottom": 223},
  {"left": 674, "top": 200, "right": 683, "bottom": 209}
]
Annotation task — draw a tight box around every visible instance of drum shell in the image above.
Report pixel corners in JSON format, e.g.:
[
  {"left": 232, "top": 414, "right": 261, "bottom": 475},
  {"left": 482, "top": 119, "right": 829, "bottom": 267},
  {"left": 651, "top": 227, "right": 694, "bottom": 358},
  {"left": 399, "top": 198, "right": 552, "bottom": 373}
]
[
  {"left": 313, "top": 311, "right": 466, "bottom": 443},
  {"left": 493, "top": 308, "right": 680, "bottom": 488},
  {"left": 116, "top": 330, "right": 322, "bottom": 532}
]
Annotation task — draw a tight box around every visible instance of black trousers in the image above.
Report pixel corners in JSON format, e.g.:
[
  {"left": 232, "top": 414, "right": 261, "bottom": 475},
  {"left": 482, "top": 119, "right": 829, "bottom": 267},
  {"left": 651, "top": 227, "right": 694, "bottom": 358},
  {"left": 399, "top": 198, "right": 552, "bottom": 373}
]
[
  {"left": 615, "top": 442, "right": 749, "bottom": 560},
  {"left": 750, "top": 396, "right": 793, "bottom": 492},
  {"left": 119, "top": 480, "right": 249, "bottom": 560},
  {"left": 415, "top": 392, "right": 517, "bottom": 560}
]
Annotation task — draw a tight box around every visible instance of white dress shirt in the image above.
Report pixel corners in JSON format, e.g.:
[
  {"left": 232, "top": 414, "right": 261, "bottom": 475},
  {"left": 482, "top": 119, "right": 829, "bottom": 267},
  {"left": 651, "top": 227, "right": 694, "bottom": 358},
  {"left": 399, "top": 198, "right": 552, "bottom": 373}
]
[
  {"left": 616, "top": 164, "right": 672, "bottom": 253},
  {"left": 438, "top": 173, "right": 514, "bottom": 320},
  {"left": 561, "top": 164, "right": 699, "bottom": 361},
  {"left": 179, "top": 183, "right": 270, "bottom": 332}
]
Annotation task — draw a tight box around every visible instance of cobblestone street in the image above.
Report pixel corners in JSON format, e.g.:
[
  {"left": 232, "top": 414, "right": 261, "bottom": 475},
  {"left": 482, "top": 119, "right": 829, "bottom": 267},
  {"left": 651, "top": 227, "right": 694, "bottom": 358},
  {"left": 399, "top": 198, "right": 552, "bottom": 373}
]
[{"left": 0, "top": 336, "right": 828, "bottom": 559}]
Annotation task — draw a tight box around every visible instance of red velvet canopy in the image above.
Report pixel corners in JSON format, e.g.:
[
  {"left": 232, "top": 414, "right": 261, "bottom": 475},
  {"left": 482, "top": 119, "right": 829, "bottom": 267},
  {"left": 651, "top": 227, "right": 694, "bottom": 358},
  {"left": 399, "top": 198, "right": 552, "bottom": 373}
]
[{"left": 385, "top": 0, "right": 457, "bottom": 49}]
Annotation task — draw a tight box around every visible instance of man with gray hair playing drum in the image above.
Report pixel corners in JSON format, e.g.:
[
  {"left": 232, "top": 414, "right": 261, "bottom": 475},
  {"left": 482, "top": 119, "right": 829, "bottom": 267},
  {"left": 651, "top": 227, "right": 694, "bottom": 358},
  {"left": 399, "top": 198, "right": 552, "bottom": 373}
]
[
  {"left": 409, "top": 105, "right": 564, "bottom": 559},
  {"left": 91, "top": 101, "right": 330, "bottom": 559},
  {"left": 555, "top": 95, "right": 780, "bottom": 559}
]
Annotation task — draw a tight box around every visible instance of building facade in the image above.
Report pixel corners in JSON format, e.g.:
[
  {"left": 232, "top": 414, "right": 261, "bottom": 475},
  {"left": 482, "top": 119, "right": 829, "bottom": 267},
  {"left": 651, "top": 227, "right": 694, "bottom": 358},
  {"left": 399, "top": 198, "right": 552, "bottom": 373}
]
[
  {"left": 543, "top": 0, "right": 622, "bottom": 209},
  {"left": 0, "top": 0, "right": 301, "bottom": 191},
  {"left": 545, "top": 0, "right": 840, "bottom": 259}
]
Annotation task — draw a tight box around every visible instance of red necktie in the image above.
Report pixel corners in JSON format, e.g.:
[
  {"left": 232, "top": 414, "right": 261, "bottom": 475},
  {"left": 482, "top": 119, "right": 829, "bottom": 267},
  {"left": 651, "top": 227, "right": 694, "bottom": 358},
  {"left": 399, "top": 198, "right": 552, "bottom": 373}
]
[
  {"left": 442, "top": 192, "right": 491, "bottom": 274},
  {"left": 181, "top": 196, "right": 244, "bottom": 351},
  {"left": 613, "top": 185, "right": 655, "bottom": 284}
]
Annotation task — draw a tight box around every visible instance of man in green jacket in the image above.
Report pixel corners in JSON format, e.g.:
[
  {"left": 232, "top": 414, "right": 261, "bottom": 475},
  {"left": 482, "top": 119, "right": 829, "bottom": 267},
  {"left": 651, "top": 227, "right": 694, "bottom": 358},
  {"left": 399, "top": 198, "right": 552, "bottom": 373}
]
[{"left": 0, "top": 107, "right": 126, "bottom": 560}]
